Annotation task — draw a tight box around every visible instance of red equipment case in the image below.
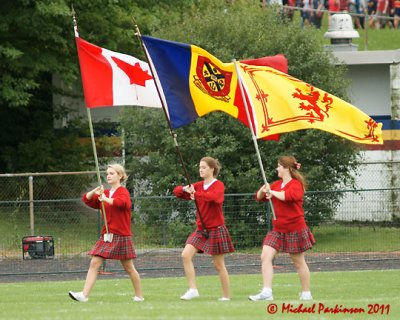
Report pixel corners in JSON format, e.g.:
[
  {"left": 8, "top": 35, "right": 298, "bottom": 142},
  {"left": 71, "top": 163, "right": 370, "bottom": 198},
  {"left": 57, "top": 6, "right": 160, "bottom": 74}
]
[{"left": 22, "top": 236, "right": 54, "bottom": 260}]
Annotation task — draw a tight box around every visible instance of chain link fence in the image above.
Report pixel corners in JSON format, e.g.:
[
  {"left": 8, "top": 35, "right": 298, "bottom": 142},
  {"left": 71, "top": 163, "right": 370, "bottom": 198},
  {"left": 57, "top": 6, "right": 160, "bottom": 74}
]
[{"left": 0, "top": 162, "right": 399, "bottom": 278}]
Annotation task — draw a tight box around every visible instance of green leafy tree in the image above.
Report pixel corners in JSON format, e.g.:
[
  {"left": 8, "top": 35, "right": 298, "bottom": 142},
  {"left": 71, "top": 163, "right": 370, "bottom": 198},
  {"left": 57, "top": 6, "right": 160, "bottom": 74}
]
[
  {"left": 0, "top": 0, "right": 84, "bottom": 172},
  {"left": 0, "top": 0, "right": 203, "bottom": 173}
]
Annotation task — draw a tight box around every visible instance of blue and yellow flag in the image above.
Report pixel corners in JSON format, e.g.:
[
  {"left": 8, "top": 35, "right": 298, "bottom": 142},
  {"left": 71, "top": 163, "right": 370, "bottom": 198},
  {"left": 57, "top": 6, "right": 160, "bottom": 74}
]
[
  {"left": 142, "top": 35, "right": 383, "bottom": 145},
  {"left": 142, "top": 35, "right": 286, "bottom": 141},
  {"left": 142, "top": 35, "right": 241, "bottom": 128}
]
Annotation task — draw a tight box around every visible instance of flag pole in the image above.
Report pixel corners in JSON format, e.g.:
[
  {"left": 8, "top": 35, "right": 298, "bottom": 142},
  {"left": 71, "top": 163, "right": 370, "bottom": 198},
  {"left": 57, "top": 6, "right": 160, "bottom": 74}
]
[
  {"left": 86, "top": 108, "right": 110, "bottom": 234},
  {"left": 133, "top": 21, "right": 209, "bottom": 237},
  {"left": 72, "top": 7, "right": 109, "bottom": 234},
  {"left": 233, "top": 60, "right": 276, "bottom": 220}
]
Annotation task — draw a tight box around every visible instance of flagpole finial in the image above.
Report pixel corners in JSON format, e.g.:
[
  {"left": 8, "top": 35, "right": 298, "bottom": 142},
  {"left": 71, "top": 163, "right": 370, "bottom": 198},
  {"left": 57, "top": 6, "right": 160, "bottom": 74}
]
[
  {"left": 71, "top": 5, "right": 79, "bottom": 37},
  {"left": 71, "top": 5, "right": 76, "bottom": 23},
  {"left": 132, "top": 17, "right": 141, "bottom": 37}
]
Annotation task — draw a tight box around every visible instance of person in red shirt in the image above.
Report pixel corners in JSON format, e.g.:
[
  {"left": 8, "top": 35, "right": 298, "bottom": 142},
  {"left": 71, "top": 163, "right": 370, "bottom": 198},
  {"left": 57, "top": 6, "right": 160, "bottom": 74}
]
[
  {"left": 328, "top": 0, "right": 340, "bottom": 23},
  {"left": 375, "top": 0, "right": 389, "bottom": 28},
  {"left": 69, "top": 164, "right": 143, "bottom": 302},
  {"left": 395, "top": 0, "right": 400, "bottom": 28},
  {"left": 249, "top": 155, "right": 315, "bottom": 301},
  {"left": 174, "top": 157, "right": 234, "bottom": 301}
]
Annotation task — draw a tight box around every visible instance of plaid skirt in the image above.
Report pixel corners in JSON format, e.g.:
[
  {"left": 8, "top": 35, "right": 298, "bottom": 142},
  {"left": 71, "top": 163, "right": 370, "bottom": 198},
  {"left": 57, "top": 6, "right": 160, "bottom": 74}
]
[
  {"left": 263, "top": 227, "right": 315, "bottom": 253},
  {"left": 88, "top": 234, "right": 136, "bottom": 260},
  {"left": 186, "top": 225, "right": 235, "bottom": 255}
]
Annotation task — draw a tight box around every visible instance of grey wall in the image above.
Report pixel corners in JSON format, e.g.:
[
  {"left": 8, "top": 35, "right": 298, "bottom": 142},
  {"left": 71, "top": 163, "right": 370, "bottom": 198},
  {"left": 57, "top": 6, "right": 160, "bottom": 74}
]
[{"left": 345, "top": 64, "right": 391, "bottom": 117}]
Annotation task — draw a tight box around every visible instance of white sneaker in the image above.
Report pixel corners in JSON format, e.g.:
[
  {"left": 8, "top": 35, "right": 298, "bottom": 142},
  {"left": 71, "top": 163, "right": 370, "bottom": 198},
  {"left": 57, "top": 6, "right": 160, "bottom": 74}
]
[
  {"left": 248, "top": 291, "right": 273, "bottom": 301},
  {"left": 180, "top": 288, "right": 199, "bottom": 300},
  {"left": 69, "top": 291, "right": 88, "bottom": 302},
  {"left": 299, "top": 292, "right": 313, "bottom": 300},
  {"left": 133, "top": 296, "right": 144, "bottom": 302},
  {"left": 218, "top": 297, "right": 230, "bottom": 301}
]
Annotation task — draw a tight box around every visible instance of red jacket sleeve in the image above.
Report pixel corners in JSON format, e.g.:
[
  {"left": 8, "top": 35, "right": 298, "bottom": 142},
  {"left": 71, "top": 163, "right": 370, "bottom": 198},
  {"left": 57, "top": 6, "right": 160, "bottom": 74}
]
[
  {"left": 82, "top": 193, "right": 101, "bottom": 209},
  {"left": 254, "top": 181, "right": 280, "bottom": 202},
  {"left": 173, "top": 185, "right": 192, "bottom": 200},
  {"left": 284, "top": 180, "right": 304, "bottom": 202},
  {"left": 254, "top": 186, "right": 268, "bottom": 203}
]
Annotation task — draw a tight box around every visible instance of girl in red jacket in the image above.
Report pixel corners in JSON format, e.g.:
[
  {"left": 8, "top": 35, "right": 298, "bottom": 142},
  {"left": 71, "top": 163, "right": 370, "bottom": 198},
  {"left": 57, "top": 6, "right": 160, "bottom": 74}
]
[
  {"left": 249, "top": 156, "right": 315, "bottom": 301},
  {"left": 69, "top": 163, "right": 143, "bottom": 302},
  {"left": 174, "top": 157, "right": 234, "bottom": 301}
]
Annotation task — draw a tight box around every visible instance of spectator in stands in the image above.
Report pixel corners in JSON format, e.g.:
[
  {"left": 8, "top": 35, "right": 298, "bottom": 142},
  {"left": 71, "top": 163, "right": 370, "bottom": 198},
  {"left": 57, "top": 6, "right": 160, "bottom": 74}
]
[
  {"left": 268, "top": 0, "right": 287, "bottom": 20},
  {"left": 69, "top": 163, "right": 143, "bottom": 303},
  {"left": 339, "top": 0, "right": 350, "bottom": 11},
  {"left": 173, "top": 157, "right": 235, "bottom": 301},
  {"left": 388, "top": 0, "right": 396, "bottom": 28},
  {"left": 311, "top": 0, "right": 326, "bottom": 28},
  {"left": 248, "top": 156, "right": 315, "bottom": 301},
  {"left": 283, "top": 0, "right": 296, "bottom": 20},
  {"left": 367, "top": 0, "right": 378, "bottom": 27},
  {"left": 395, "top": 0, "right": 400, "bottom": 28},
  {"left": 328, "top": 0, "right": 341, "bottom": 23},
  {"left": 349, "top": 0, "right": 367, "bottom": 28},
  {"left": 302, "top": 0, "right": 313, "bottom": 26},
  {"left": 375, "top": 0, "right": 389, "bottom": 28}
]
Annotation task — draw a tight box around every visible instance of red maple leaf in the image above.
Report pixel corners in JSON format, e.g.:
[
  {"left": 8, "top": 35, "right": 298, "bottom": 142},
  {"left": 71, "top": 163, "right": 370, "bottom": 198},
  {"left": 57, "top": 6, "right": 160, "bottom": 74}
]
[{"left": 111, "top": 57, "right": 153, "bottom": 86}]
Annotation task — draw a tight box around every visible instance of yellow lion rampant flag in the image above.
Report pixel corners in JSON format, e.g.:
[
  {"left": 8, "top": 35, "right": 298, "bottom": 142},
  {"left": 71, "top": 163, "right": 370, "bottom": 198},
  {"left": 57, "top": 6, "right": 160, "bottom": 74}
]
[{"left": 238, "top": 63, "right": 383, "bottom": 144}]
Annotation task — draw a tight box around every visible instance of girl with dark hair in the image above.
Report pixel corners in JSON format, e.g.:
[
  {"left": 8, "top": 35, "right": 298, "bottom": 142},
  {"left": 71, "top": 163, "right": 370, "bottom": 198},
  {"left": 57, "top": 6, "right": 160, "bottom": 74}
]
[
  {"left": 249, "top": 156, "right": 315, "bottom": 301},
  {"left": 173, "top": 157, "right": 235, "bottom": 301}
]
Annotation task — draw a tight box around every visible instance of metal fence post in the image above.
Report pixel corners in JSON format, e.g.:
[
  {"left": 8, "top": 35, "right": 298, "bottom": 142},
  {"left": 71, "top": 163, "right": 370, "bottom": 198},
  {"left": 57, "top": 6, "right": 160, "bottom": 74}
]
[
  {"left": 29, "top": 176, "right": 34, "bottom": 235},
  {"left": 266, "top": 201, "right": 272, "bottom": 232},
  {"left": 364, "top": 12, "right": 369, "bottom": 51}
]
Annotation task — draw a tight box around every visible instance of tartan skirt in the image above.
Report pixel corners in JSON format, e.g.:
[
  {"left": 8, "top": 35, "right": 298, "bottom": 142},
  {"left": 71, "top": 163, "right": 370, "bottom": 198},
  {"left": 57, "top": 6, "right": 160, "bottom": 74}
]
[
  {"left": 88, "top": 234, "right": 136, "bottom": 260},
  {"left": 263, "top": 227, "right": 316, "bottom": 254},
  {"left": 186, "top": 225, "right": 235, "bottom": 255}
]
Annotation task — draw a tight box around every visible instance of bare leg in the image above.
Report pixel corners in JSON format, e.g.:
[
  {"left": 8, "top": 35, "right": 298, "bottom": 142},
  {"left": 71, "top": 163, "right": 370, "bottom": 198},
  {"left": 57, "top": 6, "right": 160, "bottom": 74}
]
[
  {"left": 181, "top": 244, "right": 198, "bottom": 289},
  {"left": 261, "top": 245, "right": 278, "bottom": 288},
  {"left": 120, "top": 259, "right": 143, "bottom": 298},
  {"left": 290, "top": 252, "right": 311, "bottom": 291},
  {"left": 82, "top": 255, "right": 104, "bottom": 297},
  {"left": 249, "top": 245, "right": 277, "bottom": 300},
  {"left": 369, "top": 17, "right": 375, "bottom": 29},
  {"left": 212, "top": 254, "right": 230, "bottom": 298}
]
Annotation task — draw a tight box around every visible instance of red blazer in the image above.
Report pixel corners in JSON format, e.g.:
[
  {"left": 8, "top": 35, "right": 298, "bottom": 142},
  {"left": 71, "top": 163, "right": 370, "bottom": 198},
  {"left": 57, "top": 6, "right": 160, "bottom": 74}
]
[
  {"left": 174, "top": 180, "right": 226, "bottom": 230},
  {"left": 83, "top": 186, "right": 132, "bottom": 236}
]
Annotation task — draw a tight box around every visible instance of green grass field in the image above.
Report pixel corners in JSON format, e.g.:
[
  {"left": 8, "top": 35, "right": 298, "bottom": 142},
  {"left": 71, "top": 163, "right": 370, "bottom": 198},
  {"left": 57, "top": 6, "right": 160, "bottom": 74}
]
[
  {"left": 349, "top": 28, "right": 400, "bottom": 51},
  {"left": 0, "top": 270, "right": 398, "bottom": 320},
  {"left": 311, "top": 224, "right": 400, "bottom": 252}
]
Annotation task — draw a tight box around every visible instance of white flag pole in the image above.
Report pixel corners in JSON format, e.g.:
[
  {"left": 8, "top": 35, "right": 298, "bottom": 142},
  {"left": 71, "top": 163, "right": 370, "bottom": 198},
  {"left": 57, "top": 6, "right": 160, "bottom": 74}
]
[
  {"left": 86, "top": 108, "right": 110, "bottom": 234},
  {"left": 233, "top": 60, "right": 276, "bottom": 220},
  {"left": 72, "top": 8, "right": 110, "bottom": 235}
]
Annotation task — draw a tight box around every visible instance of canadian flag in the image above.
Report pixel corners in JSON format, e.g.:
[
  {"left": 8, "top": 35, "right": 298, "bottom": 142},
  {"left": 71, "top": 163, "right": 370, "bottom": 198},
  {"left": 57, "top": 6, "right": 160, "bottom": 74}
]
[{"left": 75, "top": 36, "right": 161, "bottom": 108}]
